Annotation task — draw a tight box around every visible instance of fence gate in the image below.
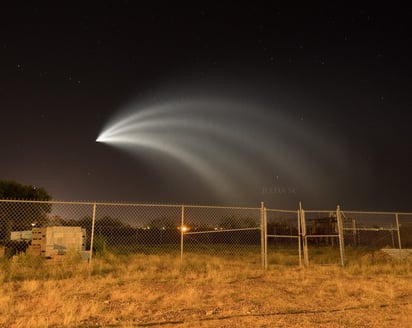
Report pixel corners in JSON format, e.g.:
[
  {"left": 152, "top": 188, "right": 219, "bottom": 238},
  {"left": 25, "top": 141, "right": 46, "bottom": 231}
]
[
  {"left": 264, "top": 208, "right": 302, "bottom": 268},
  {"left": 300, "top": 206, "right": 345, "bottom": 266}
]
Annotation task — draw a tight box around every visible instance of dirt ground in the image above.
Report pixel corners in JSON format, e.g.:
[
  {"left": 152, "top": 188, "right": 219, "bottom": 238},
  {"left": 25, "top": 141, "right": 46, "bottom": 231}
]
[
  {"left": 1, "top": 254, "right": 411, "bottom": 327},
  {"left": 81, "top": 272, "right": 412, "bottom": 327}
]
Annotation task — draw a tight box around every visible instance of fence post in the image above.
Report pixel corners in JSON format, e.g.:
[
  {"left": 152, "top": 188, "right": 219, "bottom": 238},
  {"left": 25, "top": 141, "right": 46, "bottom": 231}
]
[
  {"left": 89, "top": 202, "right": 97, "bottom": 264},
  {"left": 260, "top": 201, "right": 266, "bottom": 269},
  {"left": 297, "top": 209, "right": 302, "bottom": 266},
  {"left": 395, "top": 213, "right": 402, "bottom": 250},
  {"left": 264, "top": 205, "right": 268, "bottom": 269},
  {"left": 300, "top": 202, "right": 309, "bottom": 266},
  {"left": 336, "top": 205, "right": 346, "bottom": 266},
  {"left": 180, "top": 205, "right": 185, "bottom": 266}
]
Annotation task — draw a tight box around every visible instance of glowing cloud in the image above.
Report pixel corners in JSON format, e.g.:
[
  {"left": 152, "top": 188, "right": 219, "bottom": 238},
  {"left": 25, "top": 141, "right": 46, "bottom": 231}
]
[{"left": 97, "top": 94, "right": 343, "bottom": 204}]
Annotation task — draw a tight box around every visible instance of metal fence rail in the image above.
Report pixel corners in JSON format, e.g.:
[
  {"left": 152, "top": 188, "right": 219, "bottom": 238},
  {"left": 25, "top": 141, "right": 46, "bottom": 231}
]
[{"left": 1, "top": 199, "right": 412, "bottom": 267}]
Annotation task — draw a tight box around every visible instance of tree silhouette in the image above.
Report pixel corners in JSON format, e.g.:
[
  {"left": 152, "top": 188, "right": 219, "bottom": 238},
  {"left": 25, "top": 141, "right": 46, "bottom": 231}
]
[{"left": 0, "top": 180, "right": 52, "bottom": 241}]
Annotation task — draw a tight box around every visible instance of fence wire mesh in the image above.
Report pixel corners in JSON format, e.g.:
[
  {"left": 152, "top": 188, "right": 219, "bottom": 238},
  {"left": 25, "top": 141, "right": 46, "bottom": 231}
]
[
  {"left": 266, "top": 209, "right": 299, "bottom": 244},
  {"left": 399, "top": 213, "right": 412, "bottom": 248},
  {"left": 341, "top": 211, "right": 401, "bottom": 249},
  {"left": 182, "top": 206, "right": 261, "bottom": 262},
  {"left": 94, "top": 203, "right": 182, "bottom": 255},
  {"left": 265, "top": 209, "right": 301, "bottom": 266},
  {"left": 0, "top": 200, "right": 93, "bottom": 258}
]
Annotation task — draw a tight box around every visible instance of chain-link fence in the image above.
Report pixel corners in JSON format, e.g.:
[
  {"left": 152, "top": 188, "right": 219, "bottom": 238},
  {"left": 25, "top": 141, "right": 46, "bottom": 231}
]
[
  {"left": 340, "top": 211, "right": 401, "bottom": 249},
  {"left": 0, "top": 200, "right": 264, "bottom": 264},
  {"left": 264, "top": 208, "right": 301, "bottom": 266},
  {"left": 1, "top": 199, "right": 411, "bottom": 267},
  {"left": 399, "top": 213, "right": 412, "bottom": 248},
  {"left": 263, "top": 206, "right": 411, "bottom": 267},
  {"left": 93, "top": 203, "right": 182, "bottom": 256},
  {"left": 182, "top": 205, "right": 262, "bottom": 265},
  {"left": 0, "top": 200, "right": 94, "bottom": 258}
]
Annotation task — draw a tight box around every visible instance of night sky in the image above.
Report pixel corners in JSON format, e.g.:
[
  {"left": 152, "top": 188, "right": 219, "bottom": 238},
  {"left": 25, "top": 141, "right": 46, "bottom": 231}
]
[{"left": 1, "top": 3, "right": 411, "bottom": 211}]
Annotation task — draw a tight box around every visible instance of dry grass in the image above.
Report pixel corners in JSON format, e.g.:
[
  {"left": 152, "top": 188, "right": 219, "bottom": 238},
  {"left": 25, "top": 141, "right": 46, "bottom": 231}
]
[{"left": 0, "top": 249, "right": 411, "bottom": 327}]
